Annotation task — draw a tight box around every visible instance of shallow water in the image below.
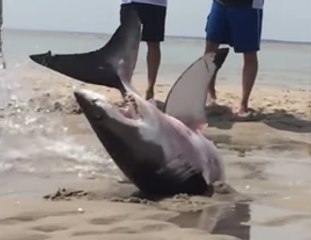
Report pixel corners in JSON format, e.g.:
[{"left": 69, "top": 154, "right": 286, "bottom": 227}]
[
  {"left": 170, "top": 202, "right": 311, "bottom": 240},
  {"left": 164, "top": 147, "right": 311, "bottom": 239},
  {"left": 2, "top": 29, "right": 311, "bottom": 88}
]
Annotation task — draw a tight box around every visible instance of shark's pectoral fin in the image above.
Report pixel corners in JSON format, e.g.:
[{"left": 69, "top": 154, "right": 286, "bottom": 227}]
[
  {"left": 163, "top": 48, "right": 229, "bottom": 129},
  {"left": 29, "top": 6, "right": 141, "bottom": 93},
  {"left": 164, "top": 57, "right": 209, "bottom": 126}
]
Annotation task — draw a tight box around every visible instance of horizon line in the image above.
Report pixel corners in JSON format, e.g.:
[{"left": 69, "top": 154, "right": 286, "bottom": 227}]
[{"left": 3, "top": 27, "right": 311, "bottom": 45}]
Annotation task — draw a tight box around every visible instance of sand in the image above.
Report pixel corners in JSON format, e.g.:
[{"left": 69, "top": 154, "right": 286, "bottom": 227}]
[
  {"left": 19, "top": 67, "right": 311, "bottom": 151},
  {"left": 0, "top": 198, "right": 237, "bottom": 240},
  {"left": 0, "top": 63, "right": 311, "bottom": 240},
  {"left": 0, "top": 175, "right": 245, "bottom": 240}
]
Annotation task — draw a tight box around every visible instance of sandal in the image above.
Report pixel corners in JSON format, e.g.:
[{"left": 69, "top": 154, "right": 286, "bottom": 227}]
[{"left": 232, "top": 108, "right": 258, "bottom": 122}]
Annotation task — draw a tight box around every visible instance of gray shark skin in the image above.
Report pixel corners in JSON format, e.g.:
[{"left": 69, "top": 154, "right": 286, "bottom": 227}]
[
  {"left": 29, "top": 6, "right": 141, "bottom": 94},
  {"left": 73, "top": 48, "right": 229, "bottom": 196},
  {"left": 74, "top": 88, "right": 223, "bottom": 196},
  {"left": 164, "top": 48, "right": 229, "bottom": 127}
]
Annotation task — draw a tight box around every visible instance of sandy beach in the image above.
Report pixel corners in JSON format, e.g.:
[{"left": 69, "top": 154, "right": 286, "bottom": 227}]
[
  {"left": 1, "top": 0, "right": 311, "bottom": 236},
  {"left": 1, "top": 58, "right": 310, "bottom": 240}
]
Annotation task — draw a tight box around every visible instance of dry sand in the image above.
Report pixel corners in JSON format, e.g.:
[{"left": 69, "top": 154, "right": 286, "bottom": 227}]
[{"left": 0, "top": 66, "right": 311, "bottom": 240}]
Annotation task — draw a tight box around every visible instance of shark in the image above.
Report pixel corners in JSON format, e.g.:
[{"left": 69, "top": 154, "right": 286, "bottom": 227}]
[{"left": 29, "top": 6, "right": 229, "bottom": 196}]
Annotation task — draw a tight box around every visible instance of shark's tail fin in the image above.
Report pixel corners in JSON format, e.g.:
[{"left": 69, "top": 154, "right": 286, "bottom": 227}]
[{"left": 29, "top": 5, "right": 141, "bottom": 93}]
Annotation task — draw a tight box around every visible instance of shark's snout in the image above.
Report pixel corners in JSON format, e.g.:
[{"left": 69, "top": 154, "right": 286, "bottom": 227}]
[
  {"left": 74, "top": 89, "right": 145, "bottom": 128},
  {"left": 74, "top": 89, "right": 99, "bottom": 108},
  {"left": 74, "top": 89, "right": 104, "bottom": 105},
  {"left": 74, "top": 90, "right": 90, "bottom": 107},
  {"left": 74, "top": 89, "right": 109, "bottom": 120}
]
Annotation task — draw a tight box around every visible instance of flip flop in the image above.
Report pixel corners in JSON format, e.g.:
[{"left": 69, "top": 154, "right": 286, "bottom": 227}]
[{"left": 232, "top": 109, "right": 258, "bottom": 122}]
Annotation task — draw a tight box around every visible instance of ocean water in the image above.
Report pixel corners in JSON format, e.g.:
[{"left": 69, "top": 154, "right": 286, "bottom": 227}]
[
  {"left": 0, "top": 29, "right": 310, "bottom": 197},
  {"left": 2, "top": 29, "right": 311, "bottom": 87}
]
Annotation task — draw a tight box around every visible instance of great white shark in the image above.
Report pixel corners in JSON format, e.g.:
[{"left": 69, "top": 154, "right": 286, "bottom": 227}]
[{"left": 29, "top": 6, "right": 229, "bottom": 196}]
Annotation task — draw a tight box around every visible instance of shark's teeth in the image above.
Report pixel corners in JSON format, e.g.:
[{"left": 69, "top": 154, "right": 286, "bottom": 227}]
[
  {"left": 119, "top": 93, "right": 142, "bottom": 120},
  {"left": 116, "top": 93, "right": 142, "bottom": 120}
]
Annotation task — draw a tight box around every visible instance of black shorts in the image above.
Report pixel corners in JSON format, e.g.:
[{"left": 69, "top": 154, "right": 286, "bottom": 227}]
[{"left": 120, "top": 3, "right": 167, "bottom": 42}]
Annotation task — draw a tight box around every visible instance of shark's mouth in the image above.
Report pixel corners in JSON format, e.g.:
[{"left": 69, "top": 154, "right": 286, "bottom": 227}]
[
  {"left": 103, "top": 92, "right": 145, "bottom": 124},
  {"left": 74, "top": 88, "right": 159, "bottom": 133},
  {"left": 74, "top": 89, "right": 147, "bottom": 126},
  {"left": 116, "top": 93, "right": 142, "bottom": 121}
]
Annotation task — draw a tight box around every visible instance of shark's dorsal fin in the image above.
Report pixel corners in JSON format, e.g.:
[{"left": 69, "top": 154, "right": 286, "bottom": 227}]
[
  {"left": 164, "top": 48, "right": 229, "bottom": 128},
  {"left": 29, "top": 6, "right": 141, "bottom": 93}
]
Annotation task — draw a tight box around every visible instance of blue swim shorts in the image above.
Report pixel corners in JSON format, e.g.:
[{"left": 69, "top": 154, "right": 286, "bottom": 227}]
[{"left": 205, "top": 1, "right": 263, "bottom": 53}]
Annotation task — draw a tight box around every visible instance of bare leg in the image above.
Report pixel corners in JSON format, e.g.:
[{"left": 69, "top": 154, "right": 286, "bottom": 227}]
[
  {"left": 146, "top": 41, "right": 161, "bottom": 100},
  {"left": 238, "top": 51, "right": 258, "bottom": 113},
  {"left": 205, "top": 41, "right": 220, "bottom": 102}
]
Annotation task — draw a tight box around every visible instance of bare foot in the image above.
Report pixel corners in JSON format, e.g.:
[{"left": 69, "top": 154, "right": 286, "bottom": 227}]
[
  {"left": 207, "top": 89, "right": 217, "bottom": 106},
  {"left": 207, "top": 94, "right": 217, "bottom": 107},
  {"left": 145, "top": 88, "right": 154, "bottom": 100},
  {"left": 237, "top": 104, "right": 248, "bottom": 115}
]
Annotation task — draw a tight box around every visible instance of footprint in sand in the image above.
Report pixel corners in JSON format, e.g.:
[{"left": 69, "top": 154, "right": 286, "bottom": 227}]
[
  {"left": 0, "top": 214, "right": 43, "bottom": 225},
  {"left": 102, "top": 221, "right": 176, "bottom": 234},
  {"left": 0, "top": 211, "right": 82, "bottom": 225},
  {"left": 89, "top": 215, "right": 126, "bottom": 225},
  {"left": 71, "top": 230, "right": 106, "bottom": 236},
  {"left": 32, "top": 224, "right": 69, "bottom": 233},
  {"left": 1, "top": 232, "right": 49, "bottom": 240},
  {"left": 259, "top": 214, "right": 311, "bottom": 227}
]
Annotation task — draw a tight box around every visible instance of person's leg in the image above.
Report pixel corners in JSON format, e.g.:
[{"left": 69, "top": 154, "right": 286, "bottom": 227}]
[
  {"left": 205, "top": 42, "right": 220, "bottom": 102},
  {"left": 204, "top": 1, "right": 230, "bottom": 104},
  {"left": 136, "top": 3, "right": 166, "bottom": 100},
  {"left": 228, "top": 7, "right": 263, "bottom": 115},
  {"left": 239, "top": 51, "right": 258, "bottom": 113},
  {"left": 146, "top": 41, "right": 161, "bottom": 100}
]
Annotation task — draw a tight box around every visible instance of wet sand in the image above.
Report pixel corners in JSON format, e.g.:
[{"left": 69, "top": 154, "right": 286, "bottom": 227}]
[{"left": 0, "top": 63, "right": 311, "bottom": 240}]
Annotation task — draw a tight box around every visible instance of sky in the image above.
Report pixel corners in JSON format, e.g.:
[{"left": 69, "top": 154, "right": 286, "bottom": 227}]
[{"left": 2, "top": 0, "right": 311, "bottom": 43}]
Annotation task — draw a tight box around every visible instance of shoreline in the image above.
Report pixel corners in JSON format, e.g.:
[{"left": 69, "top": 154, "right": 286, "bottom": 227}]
[{"left": 4, "top": 28, "right": 311, "bottom": 46}]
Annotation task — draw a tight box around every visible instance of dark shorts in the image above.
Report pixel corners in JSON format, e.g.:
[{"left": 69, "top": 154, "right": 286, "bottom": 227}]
[
  {"left": 205, "top": 1, "right": 263, "bottom": 53},
  {"left": 120, "top": 3, "right": 167, "bottom": 42}
]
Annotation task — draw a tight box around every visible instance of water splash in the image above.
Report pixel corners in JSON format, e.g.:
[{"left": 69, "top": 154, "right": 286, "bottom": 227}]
[
  {"left": 0, "top": 0, "right": 5, "bottom": 69},
  {"left": 0, "top": 65, "right": 118, "bottom": 178}
]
